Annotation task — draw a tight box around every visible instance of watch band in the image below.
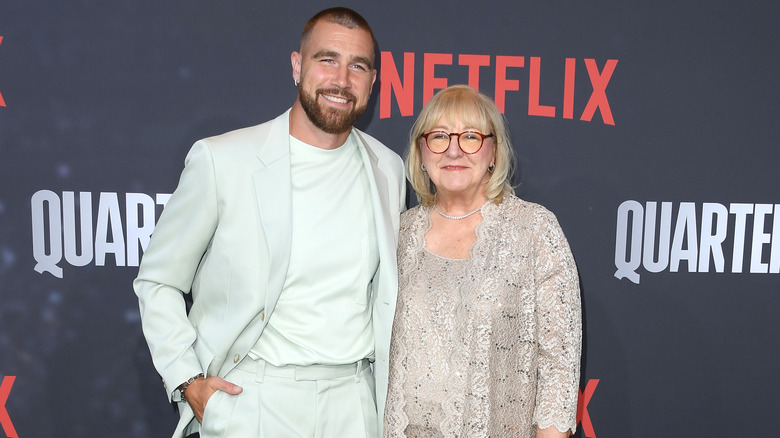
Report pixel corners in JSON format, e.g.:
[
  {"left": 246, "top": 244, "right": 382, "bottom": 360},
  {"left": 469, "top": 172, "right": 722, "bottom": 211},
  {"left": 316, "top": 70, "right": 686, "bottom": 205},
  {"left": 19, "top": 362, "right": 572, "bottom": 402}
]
[{"left": 174, "top": 373, "right": 204, "bottom": 402}]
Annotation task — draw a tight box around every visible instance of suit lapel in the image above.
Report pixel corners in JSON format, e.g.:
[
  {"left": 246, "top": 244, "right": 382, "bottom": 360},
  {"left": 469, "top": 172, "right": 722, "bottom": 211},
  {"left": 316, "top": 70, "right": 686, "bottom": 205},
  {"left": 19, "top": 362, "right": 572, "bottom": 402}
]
[
  {"left": 251, "top": 111, "right": 293, "bottom": 315},
  {"left": 354, "top": 131, "right": 396, "bottom": 298}
]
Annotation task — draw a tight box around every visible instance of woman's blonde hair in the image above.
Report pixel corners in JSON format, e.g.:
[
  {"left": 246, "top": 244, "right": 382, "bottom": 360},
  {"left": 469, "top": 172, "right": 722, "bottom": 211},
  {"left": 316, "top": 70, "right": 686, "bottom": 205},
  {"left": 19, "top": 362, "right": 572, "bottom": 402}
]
[{"left": 406, "top": 85, "right": 516, "bottom": 205}]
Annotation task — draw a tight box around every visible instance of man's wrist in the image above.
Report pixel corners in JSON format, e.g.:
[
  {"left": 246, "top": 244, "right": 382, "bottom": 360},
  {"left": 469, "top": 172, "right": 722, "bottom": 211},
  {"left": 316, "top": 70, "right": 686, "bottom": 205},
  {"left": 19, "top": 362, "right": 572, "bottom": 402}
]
[{"left": 173, "top": 373, "right": 204, "bottom": 402}]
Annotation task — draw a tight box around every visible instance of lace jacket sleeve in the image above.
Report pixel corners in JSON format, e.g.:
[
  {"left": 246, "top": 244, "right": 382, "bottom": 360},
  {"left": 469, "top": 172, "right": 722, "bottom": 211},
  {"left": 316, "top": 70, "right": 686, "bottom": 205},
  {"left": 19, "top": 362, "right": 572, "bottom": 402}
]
[{"left": 530, "top": 207, "right": 582, "bottom": 433}]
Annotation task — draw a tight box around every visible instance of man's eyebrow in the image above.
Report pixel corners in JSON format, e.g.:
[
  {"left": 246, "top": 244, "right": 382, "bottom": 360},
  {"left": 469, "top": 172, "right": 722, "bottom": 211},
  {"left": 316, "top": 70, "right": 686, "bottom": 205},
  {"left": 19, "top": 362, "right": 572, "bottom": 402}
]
[
  {"left": 311, "top": 50, "right": 373, "bottom": 69},
  {"left": 312, "top": 50, "right": 340, "bottom": 59}
]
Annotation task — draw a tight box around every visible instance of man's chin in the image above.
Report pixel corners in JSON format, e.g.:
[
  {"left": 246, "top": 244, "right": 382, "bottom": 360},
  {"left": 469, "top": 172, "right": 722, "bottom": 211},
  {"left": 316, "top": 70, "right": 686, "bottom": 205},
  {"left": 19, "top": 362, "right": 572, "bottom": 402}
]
[
  {"left": 317, "top": 120, "right": 354, "bottom": 134},
  {"left": 319, "top": 109, "right": 363, "bottom": 131},
  {"left": 300, "top": 93, "right": 365, "bottom": 133}
]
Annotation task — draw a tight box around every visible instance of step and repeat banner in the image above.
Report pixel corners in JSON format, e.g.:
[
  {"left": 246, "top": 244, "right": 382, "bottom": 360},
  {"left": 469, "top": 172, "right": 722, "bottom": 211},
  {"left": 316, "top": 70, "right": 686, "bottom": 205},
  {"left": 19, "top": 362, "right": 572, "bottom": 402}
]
[{"left": 1, "top": 1, "right": 778, "bottom": 437}]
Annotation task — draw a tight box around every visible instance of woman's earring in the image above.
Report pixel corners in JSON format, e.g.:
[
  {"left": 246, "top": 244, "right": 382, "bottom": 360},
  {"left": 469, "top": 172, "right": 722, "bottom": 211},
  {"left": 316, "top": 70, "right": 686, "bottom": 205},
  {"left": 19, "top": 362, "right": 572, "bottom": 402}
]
[
  {"left": 488, "top": 163, "right": 495, "bottom": 173},
  {"left": 421, "top": 163, "right": 427, "bottom": 172}
]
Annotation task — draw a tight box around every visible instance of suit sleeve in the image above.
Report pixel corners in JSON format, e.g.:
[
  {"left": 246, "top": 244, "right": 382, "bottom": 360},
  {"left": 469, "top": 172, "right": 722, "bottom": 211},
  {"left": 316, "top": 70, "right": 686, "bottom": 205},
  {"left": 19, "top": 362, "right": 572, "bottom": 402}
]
[{"left": 133, "top": 140, "right": 219, "bottom": 401}]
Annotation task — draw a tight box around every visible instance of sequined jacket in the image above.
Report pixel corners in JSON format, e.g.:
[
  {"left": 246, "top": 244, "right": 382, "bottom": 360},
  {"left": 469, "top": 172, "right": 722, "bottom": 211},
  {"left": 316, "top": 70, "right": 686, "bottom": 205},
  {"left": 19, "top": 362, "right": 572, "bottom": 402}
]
[{"left": 384, "top": 194, "right": 582, "bottom": 437}]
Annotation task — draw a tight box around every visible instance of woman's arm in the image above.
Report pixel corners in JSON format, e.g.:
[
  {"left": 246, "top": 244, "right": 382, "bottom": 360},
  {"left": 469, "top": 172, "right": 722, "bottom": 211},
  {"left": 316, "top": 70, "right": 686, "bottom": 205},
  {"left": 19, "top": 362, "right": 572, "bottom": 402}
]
[{"left": 532, "top": 207, "right": 583, "bottom": 434}]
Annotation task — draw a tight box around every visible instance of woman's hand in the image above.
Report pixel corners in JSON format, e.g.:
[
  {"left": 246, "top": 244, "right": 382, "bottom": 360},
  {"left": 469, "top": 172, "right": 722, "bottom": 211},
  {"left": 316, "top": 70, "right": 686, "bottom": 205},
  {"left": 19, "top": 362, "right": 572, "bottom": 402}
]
[{"left": 536, "top": 425, "right": 571, "bottom": 438}]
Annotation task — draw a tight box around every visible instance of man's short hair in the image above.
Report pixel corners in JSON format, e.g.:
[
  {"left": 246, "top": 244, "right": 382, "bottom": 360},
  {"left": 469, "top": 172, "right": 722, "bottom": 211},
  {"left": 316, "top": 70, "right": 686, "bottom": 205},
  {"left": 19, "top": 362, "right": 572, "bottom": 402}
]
[{"left": 300, "top": 7, "right": 377, "bottom": 54}]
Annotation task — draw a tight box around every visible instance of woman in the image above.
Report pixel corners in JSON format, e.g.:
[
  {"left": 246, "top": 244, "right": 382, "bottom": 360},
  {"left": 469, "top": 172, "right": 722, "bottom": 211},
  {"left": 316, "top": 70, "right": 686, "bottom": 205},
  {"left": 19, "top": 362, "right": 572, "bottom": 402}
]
[{"left": 384, "top": 85, "right": 582, "bottom": 438}]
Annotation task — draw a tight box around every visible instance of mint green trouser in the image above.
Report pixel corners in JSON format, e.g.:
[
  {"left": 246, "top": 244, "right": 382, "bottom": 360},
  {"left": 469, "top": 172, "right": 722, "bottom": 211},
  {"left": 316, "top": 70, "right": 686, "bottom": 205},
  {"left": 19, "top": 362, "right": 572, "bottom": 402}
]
[{"left": 198, "top": 357, "right": 377, "bottom": 438}]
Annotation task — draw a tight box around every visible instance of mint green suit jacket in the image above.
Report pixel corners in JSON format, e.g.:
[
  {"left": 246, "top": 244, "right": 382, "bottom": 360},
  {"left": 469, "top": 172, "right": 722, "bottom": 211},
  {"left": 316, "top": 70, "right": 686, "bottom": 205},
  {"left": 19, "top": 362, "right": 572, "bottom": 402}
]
[{"left": 134, "top": 110, "right": 406, "bottom": 437}]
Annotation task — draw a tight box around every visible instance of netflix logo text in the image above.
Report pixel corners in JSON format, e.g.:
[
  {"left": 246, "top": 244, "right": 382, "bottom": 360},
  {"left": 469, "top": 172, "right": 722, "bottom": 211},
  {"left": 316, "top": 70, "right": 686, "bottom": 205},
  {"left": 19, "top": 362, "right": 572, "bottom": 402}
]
[
  {"left": 578, "top": 379, "right": 599, "bottom": 438},
  {"left": 0, "top": 376, "right": 16, "bottom": 438},
  {"left": 378, "top": 51, "right": 618, "bottom": 125}
]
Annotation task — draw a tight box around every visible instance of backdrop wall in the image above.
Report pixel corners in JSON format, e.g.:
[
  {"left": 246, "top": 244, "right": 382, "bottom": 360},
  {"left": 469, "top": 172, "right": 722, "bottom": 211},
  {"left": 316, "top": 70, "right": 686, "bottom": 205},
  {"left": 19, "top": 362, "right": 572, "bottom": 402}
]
[{"left": 1, "top": 1, "right": 778, "bottom": 437}]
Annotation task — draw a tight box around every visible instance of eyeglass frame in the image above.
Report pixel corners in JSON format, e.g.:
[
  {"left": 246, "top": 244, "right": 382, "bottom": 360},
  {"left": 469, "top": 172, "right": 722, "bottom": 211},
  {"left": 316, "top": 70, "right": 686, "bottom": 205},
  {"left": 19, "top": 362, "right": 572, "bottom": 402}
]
[{"left": 420, "top": 130, "right": 495, "bottom": 155}]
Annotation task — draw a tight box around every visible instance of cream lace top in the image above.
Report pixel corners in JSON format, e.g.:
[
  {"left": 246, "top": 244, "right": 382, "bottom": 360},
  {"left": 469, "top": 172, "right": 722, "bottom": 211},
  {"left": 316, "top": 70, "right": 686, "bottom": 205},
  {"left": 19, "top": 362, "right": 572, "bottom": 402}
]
[{"left": 384, "top": 194, "right": 582, "bottom": 437}]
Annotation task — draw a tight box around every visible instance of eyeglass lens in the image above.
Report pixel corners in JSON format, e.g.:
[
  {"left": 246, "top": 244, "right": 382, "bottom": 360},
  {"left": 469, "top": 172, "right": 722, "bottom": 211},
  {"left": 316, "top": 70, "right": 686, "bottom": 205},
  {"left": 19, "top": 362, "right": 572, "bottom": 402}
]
[{"left": 426, "top": 131, "right": 486, "bottom": 154}]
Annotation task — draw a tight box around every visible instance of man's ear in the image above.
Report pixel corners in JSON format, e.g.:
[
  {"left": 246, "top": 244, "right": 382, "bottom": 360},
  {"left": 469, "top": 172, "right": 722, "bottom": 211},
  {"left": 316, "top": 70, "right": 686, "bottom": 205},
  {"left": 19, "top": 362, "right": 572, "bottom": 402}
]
[{"left": 291, "top": 51, "right": 302, "bottom": 84}]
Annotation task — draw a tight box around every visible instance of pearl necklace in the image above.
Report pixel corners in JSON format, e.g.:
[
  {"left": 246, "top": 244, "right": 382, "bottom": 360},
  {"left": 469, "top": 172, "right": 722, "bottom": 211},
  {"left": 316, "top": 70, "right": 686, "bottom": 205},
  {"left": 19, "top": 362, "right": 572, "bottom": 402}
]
[{"left": 434, "top": 203, "right": 483, "bottom": 220}]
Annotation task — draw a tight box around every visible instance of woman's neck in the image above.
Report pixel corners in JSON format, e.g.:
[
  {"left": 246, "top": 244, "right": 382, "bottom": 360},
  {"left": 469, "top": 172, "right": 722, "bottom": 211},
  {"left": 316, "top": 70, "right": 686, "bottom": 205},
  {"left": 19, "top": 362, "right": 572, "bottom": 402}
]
[{"left": 434, "top": 191, "right": 489, "bottom": 217}]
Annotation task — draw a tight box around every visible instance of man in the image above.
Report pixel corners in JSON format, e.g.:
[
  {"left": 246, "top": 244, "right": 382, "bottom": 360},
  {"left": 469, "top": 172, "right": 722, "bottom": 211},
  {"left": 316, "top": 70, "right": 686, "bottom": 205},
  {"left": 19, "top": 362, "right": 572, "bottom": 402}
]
[{"left": 134, "top": 7, "right": 405, "bottom": 437}]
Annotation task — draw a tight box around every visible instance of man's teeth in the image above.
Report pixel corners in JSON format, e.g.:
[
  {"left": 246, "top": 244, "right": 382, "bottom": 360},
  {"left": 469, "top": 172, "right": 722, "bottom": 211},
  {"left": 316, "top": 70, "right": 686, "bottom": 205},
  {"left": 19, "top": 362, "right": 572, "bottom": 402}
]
[{"left": 323, "top": 95, "right": 349, "bottom": 104}]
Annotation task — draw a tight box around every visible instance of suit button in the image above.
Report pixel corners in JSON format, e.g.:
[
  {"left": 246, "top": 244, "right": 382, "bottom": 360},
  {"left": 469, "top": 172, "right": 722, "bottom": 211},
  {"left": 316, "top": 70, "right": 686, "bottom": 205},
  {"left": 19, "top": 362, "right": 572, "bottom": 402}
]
[
  {"left": 234, "top": 354, "right": 240, "bottom": 363},
  {"left": 261, "top": 311, "right": 265, "bottom": 321}
]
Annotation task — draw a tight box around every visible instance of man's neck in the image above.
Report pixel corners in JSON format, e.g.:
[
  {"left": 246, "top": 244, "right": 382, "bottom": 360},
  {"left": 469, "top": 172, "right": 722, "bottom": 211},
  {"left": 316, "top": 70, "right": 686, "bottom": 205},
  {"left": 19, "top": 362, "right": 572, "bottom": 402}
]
[{"left": 289, "top": 101, "right": 351, "bottom": 150}]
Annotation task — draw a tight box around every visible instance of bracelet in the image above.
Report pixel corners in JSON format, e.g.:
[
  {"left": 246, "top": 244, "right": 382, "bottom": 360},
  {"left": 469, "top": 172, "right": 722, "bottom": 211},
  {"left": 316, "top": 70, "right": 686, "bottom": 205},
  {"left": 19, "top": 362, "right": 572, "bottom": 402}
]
[{"left": 179, "top": 373, "right": 204, "bottom": 402}]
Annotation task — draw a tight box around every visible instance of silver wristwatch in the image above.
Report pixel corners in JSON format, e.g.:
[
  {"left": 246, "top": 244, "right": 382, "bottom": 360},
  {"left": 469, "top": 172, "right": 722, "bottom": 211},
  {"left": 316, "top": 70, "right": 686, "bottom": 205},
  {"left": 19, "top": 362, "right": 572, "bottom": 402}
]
[{"left": 172, "top": 373, "right": 204, "bottom": 402}]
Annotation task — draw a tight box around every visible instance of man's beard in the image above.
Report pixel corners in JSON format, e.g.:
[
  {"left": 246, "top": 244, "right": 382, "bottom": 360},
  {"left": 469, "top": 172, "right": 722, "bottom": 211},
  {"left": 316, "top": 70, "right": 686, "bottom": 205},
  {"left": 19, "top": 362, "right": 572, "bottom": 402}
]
[{"left": 299, "top": 87, "right": 366, "bottom": 134}]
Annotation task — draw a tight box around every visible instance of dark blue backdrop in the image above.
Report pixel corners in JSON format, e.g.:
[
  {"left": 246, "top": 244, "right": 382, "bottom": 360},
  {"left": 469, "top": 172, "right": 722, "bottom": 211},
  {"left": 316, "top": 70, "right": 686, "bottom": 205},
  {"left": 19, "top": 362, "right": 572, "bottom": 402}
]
[{"left": 1, "top": 1, "right": 778, "bottom": 436}]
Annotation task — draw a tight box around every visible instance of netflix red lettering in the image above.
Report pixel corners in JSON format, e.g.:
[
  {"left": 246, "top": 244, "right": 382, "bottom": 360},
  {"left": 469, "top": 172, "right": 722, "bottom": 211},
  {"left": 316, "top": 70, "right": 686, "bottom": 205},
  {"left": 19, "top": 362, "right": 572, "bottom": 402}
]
[
  {"left": 0, "top": 376, "right": 17, "bottom": 438},
  {"left": 577, "top": 379, "right": 599, "bottom": 438},
  {"left": 379, "top": 51, "right": 618, "bottom": 125}
]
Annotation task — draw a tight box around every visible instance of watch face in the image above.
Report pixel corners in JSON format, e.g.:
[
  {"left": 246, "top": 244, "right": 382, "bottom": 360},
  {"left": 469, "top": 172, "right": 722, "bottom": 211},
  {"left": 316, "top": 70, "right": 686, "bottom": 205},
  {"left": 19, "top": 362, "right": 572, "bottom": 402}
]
[{"left": 173, "top": 386, "right": 186, "bottom": 402}]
